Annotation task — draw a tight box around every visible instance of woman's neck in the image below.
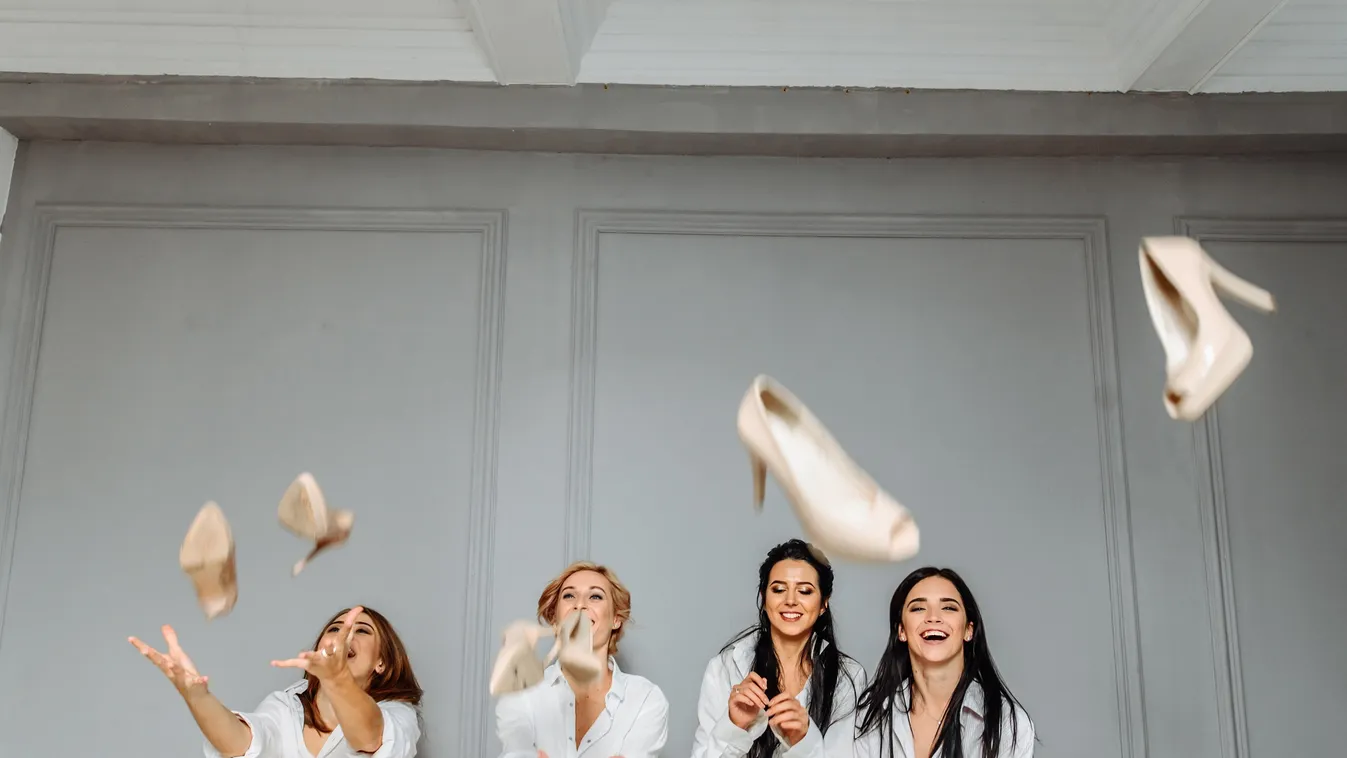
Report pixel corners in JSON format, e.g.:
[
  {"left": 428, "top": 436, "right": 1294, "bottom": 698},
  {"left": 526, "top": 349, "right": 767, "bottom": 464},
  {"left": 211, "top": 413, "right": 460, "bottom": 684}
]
[
  {"left": 314, "top": 687, "right": 338, "bottom": 731},
  {"left": 770, "top": 628, "right": 812, "bottom": 683},
  {"left": 566, "top": 654, "right": 613, "bottom": 698},
  {"left": 909, "top": 657, "right": 963, "bottom": 718}
]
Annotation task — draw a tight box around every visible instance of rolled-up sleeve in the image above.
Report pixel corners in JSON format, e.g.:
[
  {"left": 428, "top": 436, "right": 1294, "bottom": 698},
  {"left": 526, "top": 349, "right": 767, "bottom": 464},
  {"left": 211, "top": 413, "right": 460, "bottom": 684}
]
[
  {"left": 367, "top": 701, "right": 422, "bottom": 758},
  {"left": 618, "top": 686, "right": 670, "bottom": 758},
  {"left": 201, "top": 694, "right": 288, "bottom": 758}
]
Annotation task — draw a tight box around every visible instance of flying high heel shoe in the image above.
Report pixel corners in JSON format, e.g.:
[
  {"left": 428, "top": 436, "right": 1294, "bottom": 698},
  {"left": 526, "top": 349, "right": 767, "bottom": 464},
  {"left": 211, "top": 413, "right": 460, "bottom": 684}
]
[
  {"left": 550, "top": 609, "right": 605, "bottom": 685},
  {"left": 179, "top": 501, "right": 238, "bottom": 620},
  {"left": 488, "top": 620, "right": 555, "bottom": 696},
  {"left": 736, "top": 375, "right": 920, "bottom": 563},
  {"left": 1139, "top": 236, "right": 1277, "bottom": 422},
  {"left": 277, "top": 472, "right": 354, "bottom": 576}
]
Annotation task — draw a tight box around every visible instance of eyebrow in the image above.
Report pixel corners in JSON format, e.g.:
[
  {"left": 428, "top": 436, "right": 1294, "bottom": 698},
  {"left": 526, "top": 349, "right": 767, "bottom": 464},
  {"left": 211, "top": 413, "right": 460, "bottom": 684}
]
[
  {"left": 563, "top": 585, "right": 606, "bottom": 593},
  {"left": 907, "top": 597, "right": 961, "bottom": 605},
  {"left": 770, "top": 580, "right": 817, "bottom": 588}
]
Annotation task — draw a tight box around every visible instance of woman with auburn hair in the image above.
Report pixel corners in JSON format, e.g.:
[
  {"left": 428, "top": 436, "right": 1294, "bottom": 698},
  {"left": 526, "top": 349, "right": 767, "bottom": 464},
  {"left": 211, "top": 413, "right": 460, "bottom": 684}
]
[
  {"left": 855, "top": 567, "right": 1034, "bottom": 758},
  {"left": 129, "top": 605, "right": 424, "bottom": 758},
  {"left": 495, "top": 561, "right": 669, "bottom": 758}
]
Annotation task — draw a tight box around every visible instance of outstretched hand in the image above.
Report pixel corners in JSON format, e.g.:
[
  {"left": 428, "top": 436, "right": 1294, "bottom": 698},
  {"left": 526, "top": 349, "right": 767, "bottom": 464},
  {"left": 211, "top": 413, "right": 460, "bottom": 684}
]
[
  {"left": 271, "top": 605, "right": 362, "bottom": 683},
  {"left": 129, "top": 625, "right": 210, "bottom": 698}
]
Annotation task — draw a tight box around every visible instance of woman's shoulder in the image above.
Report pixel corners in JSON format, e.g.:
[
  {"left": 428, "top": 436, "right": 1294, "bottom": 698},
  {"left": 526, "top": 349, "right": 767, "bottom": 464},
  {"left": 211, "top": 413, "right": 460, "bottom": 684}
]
[{"left": 617, "top": 669, "right": 670, "bottom": 707}]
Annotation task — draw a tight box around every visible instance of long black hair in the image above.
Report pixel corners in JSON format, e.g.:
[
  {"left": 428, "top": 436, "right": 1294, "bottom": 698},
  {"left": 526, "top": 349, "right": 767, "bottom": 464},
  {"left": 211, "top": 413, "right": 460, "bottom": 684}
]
[
  {"left": 719, "top": 539, "right": 859, "bottom": 758},
  {"left": 855, "top": 567, "right": 1030, "bottom": 758}
]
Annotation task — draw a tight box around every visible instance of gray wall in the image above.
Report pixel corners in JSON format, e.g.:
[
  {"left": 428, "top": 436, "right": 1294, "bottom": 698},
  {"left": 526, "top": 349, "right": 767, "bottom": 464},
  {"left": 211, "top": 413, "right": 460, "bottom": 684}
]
[{"left": 0, "top": 141, "right": 1342, "bottom": 758}]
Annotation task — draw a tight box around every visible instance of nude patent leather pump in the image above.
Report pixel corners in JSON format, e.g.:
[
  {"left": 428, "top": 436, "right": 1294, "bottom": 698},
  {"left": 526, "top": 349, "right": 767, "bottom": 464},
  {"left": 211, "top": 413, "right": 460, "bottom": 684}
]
[
  {"left": 551, "top": 609, "right": 605, "bottom": 685},
  {"left": 179, "top": 501, "right": 238, "bottom": 620},
  {"left": 277, "top": 472, "right": 354, "bottom": 576},
  {"left": 736, "top": 375, "right": 920, "bottom": 563},
  {"left": 1139, "top": 237, "right": 1276, "bottom": 422},
  {"left": 488, "top": 620, "right": 555, "bottom": 696}
]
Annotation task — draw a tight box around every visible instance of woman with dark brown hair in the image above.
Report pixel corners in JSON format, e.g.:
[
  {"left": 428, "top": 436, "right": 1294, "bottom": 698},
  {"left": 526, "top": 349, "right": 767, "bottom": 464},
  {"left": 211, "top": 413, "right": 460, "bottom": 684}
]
[{"left": 129, "top": 605, "right": 424, "bottom": 758}]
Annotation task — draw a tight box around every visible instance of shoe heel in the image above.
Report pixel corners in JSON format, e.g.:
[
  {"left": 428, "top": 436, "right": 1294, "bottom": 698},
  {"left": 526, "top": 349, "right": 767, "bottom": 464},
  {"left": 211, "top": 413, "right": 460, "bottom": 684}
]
[
  {"left": 750, "top": 454, "right": 767, "bottom": 510},
  {"left": 1208, "top": 258, "right": 1276, "bottom": 313}
]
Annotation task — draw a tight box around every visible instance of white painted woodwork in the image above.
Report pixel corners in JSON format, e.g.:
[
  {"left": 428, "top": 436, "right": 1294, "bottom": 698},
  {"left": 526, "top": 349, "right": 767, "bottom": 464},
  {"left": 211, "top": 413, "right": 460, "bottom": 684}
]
[
  {"left": 1128, "top": 0, "right": 1291, "bottom": 92},
  {"left": 1200, "top": 1, "right": 1347, "bottom": 92},
  {"left": 0, "top": 127, "right": 15, "bottom": 245},
  {"left": 0, "top": 0, "right": 1338, "bottom": 93},
  {"left": 462, "top": 0, "right": 613, "bottom": 85}
]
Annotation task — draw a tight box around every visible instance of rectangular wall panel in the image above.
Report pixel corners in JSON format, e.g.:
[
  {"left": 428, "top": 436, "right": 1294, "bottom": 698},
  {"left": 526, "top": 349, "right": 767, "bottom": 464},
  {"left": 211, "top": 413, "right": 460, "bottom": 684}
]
[
  {"left": 0, "top": 206, "right": 505, "bottom": 758},
  {"left": 571, "top": 212, "right": 1138, "bottom": 758}
]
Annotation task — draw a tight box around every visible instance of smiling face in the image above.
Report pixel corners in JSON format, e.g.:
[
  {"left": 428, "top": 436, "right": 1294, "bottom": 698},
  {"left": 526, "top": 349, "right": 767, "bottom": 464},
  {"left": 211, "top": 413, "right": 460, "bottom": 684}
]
[
  {"left": 897, "top": 576, "right": 974, "bottom": 666},
  {"left": 314, "top": 610, "right": 385, "bottom": 684},
  {"left": 763, "top": 559, "right": 827, "bottom": 640},
  {"left": 553, "top": 569, "right": 623, "bottom": 654}
]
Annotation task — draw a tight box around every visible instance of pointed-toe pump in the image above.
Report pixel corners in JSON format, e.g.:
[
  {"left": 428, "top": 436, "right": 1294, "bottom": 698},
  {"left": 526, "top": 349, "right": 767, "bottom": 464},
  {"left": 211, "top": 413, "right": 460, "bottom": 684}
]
[
  {"left": 736, "top": 374, "right": 919, "bottom": 563},
  {"left": 1139, "top": 236, "right": 1276, "bottom": 422},
  {"left": 489, "top": 620, "right": 555, "bottom": 696},
  {"left": 179, "top": 501, "right": 238, "bottom": 621},
  {"left": 277, "top": 472, "right": 354, "bottom": 576},
  {"left": 551, "top": 610, "right": 605, "bottom": 685}
]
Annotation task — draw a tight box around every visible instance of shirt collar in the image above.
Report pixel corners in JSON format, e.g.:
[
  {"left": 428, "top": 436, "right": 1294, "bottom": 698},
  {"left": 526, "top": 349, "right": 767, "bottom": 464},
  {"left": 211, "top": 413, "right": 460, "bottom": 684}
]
[
  {"left": 900, "top": 678, "right": 987, "bottom": 720},
  {"left": 543, "top": 656, "right": 628, "bottom": 704}
]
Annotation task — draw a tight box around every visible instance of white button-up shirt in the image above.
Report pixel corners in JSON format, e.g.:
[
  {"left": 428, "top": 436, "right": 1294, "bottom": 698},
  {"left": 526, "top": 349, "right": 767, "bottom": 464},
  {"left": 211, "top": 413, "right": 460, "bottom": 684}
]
[
  {"left": 690, "top": 634, "right": 867, "bottom": 758},
  {"left": 495, "top": 657, "right": 669, "bottom": 758},
  {"left": 854, "top": 680, "right": 1035, "bottom": 758},
  {"left": 202, "top": 679, "right": 421, "bottom": 758}
]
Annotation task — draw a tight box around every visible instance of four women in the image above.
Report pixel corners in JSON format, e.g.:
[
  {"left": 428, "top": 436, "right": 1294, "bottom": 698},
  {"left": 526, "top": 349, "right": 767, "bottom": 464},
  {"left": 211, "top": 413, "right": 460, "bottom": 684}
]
[{"left": 131, "top": 557, "right": 1034, "bottom": 758}]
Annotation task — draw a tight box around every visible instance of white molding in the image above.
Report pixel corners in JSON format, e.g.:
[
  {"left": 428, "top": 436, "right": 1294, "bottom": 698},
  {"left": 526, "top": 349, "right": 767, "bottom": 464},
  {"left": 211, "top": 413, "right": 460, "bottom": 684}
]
[
  {"left": 0, "top": 203, "right": 507, "bottom": 758},
  {"left": 1176, "top": 215, "right": 1347, "bottom": 758},
  {"left": 0, "top": 128, "right": 15, "bottom": 234},
  {"left": 461, "top": 0, "right": 613, "bottom": 85},
  {"left": 1127, "top": 0, "right": 1291, "bottom": 92},
  {"left": 564, "top": 210, "right": 1146, "bottom": 758}
]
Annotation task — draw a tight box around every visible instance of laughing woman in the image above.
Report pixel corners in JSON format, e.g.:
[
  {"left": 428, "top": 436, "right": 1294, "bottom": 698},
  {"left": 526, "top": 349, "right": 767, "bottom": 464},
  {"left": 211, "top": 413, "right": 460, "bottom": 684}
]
[
  {"left": 855, "top": 567, "right": 1034, "bottom": 758},
  {"left": 129, "top": 605, "right": 423, "bottom": 758},
  {"left": 691, "top": 538, "right": 866, "bottom": 758},
  {"left": 495, "top": 560, "right": 670, "bottom": 758}
]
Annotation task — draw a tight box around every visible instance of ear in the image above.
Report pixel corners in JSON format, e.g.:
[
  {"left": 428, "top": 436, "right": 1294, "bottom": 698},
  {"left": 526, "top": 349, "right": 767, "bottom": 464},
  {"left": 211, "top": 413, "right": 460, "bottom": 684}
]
[
  {"left": 964, "top": 623, "right": 974, "bottom": 642},
  {"left": 375, "top": 659, "right": 386, "bottom": 674},
  {"left": 897, "top": 628, "right": 907, "bottom": 642},
  {"left": 611, "top": 618, "right": 623, "bottom": 632}
]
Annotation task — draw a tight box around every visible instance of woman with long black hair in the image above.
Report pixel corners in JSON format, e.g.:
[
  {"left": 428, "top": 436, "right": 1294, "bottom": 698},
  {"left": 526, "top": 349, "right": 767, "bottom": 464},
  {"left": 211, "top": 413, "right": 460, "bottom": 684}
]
[
  {"left": 855, "top": 567, "right": 1034, "bottom": 758},
  {"left": 690, "top": 538, "right": 866, "bottom": 758}
]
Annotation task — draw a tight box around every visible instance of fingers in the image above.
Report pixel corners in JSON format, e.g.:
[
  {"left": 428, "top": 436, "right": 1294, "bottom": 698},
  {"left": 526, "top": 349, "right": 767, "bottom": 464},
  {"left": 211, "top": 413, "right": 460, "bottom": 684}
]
[
  {"left": 162, "top": 625, "right": 185, "bottom": 656},
  {"left": 730, "top": 681, "right": 770, "bottom": 710},
  {"left": 765, "top": 695, "right": 806, "bottom": 718},
  {"left": 343, "top": 606, "right": 363, "bottom": 647},
  {"left": 270, "top": 657, "right": 310, "bottom": 670}
]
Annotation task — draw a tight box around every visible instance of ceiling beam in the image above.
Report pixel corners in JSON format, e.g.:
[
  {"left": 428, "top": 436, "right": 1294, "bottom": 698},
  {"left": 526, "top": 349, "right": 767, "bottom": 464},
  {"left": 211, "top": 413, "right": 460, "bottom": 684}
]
[
  {"left": 461, "top": 0, "right": 614, "bottom": 85},
  {"left": 1128, "top": 0, "right": 1290, "bottom": 93},
  {"left": 0, "top": 127, "right": 16, "bottom": 234}
]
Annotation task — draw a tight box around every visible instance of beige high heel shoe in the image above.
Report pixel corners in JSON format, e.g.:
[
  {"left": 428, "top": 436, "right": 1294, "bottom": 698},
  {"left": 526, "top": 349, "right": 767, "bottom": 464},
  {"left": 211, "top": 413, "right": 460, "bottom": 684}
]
[
  {"left": 736, "top": 375, "right": 919, "bottom": 563},
  {"left": 277, "top": 473, "right": 354, "bottom": 576},
  {"left": 179, "top": 501, "right": 238, "bottom": 620},
  {"left": 488, "top": 620, "right": 555, "bottom": 696},
  {"left": 550, "top": 609, "right": 605, "bottom": 685},
  {"left": 1139, "top": 237, "right": 1276, "bottom": 422}
]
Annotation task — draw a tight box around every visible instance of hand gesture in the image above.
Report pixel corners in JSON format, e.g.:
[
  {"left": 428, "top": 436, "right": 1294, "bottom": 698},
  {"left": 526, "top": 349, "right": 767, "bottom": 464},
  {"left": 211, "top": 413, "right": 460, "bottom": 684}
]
[
  {"left": 766, "top": 693, "right": 809, "bottom": 746},
  {"left": 728, "top": 672, "right": 770, "bottom": 730},
  {"left": 271, "top": 605, "right": 362, "bottom": 683},
  {"left": 128, "top": 625, "right": 210, "bottom": 698}
]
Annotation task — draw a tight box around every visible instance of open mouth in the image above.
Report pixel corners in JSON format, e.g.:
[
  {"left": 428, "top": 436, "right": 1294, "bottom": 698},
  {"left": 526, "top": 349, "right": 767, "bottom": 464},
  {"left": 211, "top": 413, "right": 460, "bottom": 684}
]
[
  {"left": 919, "top": 629, "right": 949, "bottom": 642},
  {"left": 779, "top": 611, "right": 804, "bottom": 622},
  {"left": 347, "top": 648, "right": 357, "bottom": 659}
]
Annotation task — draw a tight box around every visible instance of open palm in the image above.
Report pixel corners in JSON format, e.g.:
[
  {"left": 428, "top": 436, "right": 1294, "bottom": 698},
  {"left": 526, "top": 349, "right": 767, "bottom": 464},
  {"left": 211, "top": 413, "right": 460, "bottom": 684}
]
[{"left": 129, "top": 624, "right": 210, "bottom": 697}]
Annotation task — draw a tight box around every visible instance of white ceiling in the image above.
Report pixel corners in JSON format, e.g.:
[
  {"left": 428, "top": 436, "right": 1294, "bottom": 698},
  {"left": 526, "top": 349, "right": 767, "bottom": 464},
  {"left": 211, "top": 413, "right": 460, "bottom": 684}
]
[{"left": 0, "top": 0, "right": 1342, "bottom": 94}]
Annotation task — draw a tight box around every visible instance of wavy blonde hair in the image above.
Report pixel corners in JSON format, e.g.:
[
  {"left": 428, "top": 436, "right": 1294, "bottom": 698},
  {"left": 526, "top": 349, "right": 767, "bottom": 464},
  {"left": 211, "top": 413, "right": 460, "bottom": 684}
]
[{"left": 536, "top": 561, "right": 633, "bottom": 655}]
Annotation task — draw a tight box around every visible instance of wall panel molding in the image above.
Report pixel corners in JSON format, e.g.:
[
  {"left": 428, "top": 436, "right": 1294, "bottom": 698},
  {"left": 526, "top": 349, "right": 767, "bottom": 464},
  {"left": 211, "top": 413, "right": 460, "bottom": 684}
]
[
  {"left": 1175, "top": 215, "right": 1347, "bottom": 758},
  {"left": 0, "top": 202, "right": 508, "bottom": 758},
  {"left": 566, "top": 209, "right": 1146, "bottom": 758}
]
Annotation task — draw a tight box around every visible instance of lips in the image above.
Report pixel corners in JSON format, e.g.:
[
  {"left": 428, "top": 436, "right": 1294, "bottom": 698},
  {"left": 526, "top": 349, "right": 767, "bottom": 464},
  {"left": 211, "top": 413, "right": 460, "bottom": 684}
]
[
  {"left": 919, "top": 629, "right": 949, "bottom": 642},
  {"left": 779, "top": 611, "right": 804, "bottom": 622}
]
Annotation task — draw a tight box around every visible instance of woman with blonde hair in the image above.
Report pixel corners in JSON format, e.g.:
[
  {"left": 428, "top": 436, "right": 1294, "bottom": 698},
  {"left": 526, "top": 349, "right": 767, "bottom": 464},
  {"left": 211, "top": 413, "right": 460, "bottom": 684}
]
[{"left": 495, "top": 561, "right": 669, "bottom": 758}]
